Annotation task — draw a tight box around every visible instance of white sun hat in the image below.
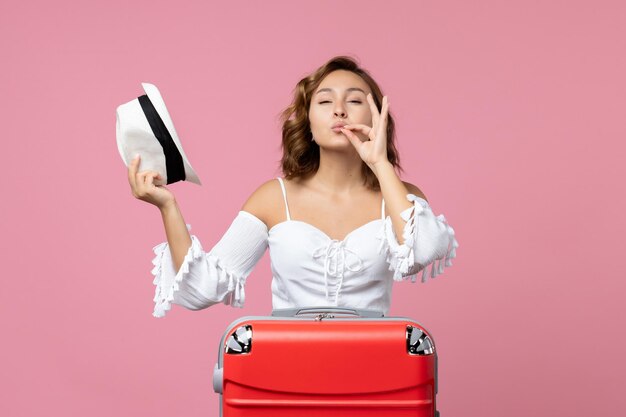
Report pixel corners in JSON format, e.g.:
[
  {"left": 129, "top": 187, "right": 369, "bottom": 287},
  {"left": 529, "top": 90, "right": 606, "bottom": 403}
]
[{"left": 116, "top": 82, "right": 202, "bottom": 185}]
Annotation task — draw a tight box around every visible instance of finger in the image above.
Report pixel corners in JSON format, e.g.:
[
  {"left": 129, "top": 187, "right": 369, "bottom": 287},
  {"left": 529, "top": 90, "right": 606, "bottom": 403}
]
[
  {"left": 134, "top": 171, "right": 157, "bottom": 196},
  {"left": 367, "top": 93, "right": 380, "bottom": 128},
  {"left": 128, "top": 154, "right": 140, "bottom": 189},
  {"left": 149, "top": 173, "right": 164, "bottom": 186},
  {"left": 142, "top": 171, "right": 161, "bottom": 186},
  {"left": 340, "top": 128, "right": 364, "bottom": 150},
  {"left": 343, "top": 124, "right": 373, "bottom": 135},
  {"left": 137, "top": 170, "right": 159, "bottom": 179},
  {"left": 137, "top": 172, "right": 159, "bottom": 198},
  {"left": 343, "top": 124, "right": 374, "bottom": 142},
  {"left": 378, "top": 96, "right": 389, "bottom": 136}
]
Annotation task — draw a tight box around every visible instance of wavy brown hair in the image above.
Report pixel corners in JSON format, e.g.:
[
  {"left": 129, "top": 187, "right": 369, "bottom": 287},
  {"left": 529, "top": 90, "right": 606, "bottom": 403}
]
[{"left": 278, "top": 55, "right": 402, "bottom": 191}]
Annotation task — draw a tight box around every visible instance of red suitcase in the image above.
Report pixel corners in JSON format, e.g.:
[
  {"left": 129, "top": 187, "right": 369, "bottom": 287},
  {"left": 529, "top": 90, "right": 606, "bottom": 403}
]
[{"left": 213, "top": 307, "right": 440, "bottom": 416}]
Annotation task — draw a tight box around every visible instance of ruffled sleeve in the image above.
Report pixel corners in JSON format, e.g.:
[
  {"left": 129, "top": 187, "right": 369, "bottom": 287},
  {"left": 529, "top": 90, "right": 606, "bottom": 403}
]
[
  {"left": 377, "top": 194, "right": 459, "bottom": 283},
  {"left": 151, "top": 211, "right": 269, "bottom": 318}
]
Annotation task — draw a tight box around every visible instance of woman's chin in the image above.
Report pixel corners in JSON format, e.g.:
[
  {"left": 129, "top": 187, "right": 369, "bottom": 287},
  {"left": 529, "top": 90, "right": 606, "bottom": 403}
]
[{"left": 318, "top": 133, "right": 351, "bottom": 146}]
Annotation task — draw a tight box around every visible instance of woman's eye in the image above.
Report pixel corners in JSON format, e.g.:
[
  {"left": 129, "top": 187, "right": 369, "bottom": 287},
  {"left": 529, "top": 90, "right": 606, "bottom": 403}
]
[{"left": 318, "top": 100, "right": 362, "bottom": 104}]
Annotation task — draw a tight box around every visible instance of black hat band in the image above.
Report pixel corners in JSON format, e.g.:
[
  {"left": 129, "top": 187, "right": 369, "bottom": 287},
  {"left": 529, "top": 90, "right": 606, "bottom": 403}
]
[{"left": 138, "top": 94, "right": 186, "bottom": 184}]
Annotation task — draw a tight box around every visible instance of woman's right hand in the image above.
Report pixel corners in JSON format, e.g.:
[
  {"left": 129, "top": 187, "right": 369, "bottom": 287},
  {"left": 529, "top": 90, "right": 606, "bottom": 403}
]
[{"left": 127, "top": 155, "right": 176, "bottom": 210}]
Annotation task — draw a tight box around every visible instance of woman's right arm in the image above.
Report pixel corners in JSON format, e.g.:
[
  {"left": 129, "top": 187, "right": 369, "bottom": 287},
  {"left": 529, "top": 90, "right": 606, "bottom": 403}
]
[
  {"left": 128, "top": 156, "right": 272, "bottom": 317},
  {"left": 127, "top": 155, "right": 191, "bottom": 272},
  {"left": 159, "top": 201, "right": 192, "bottom": 273}
]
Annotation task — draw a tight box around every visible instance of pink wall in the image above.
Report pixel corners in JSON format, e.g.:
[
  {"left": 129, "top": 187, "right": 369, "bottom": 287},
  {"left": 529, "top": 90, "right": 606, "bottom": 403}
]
[{"left": 1, "top": 1, "right": 624, "bottom": 415}]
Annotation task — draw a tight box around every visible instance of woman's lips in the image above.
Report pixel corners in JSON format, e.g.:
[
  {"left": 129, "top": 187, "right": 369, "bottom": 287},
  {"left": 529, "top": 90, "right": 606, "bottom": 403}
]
[{"left": 331, "top": 123, "right": 347, "bottom": 132}]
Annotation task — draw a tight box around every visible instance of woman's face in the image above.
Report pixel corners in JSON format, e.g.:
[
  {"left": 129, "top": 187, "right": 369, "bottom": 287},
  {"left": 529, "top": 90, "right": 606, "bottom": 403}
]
[{"left": 309, "top": 70, "right": 373, "bottom": 150}]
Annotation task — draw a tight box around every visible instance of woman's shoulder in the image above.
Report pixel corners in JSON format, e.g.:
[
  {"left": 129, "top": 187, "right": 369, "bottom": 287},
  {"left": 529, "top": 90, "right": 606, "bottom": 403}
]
[
  {"left": 401, "top": 181, "right": 428, "bottom": 202},
  {"left": 240, "top": 178, "right": 285, "bottom": 227}
]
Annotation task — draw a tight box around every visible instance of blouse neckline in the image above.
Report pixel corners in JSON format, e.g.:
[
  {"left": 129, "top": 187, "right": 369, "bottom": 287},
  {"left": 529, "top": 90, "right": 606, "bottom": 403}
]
[{"left": 268, "top": 218, "right": 384, "bottom": 242}]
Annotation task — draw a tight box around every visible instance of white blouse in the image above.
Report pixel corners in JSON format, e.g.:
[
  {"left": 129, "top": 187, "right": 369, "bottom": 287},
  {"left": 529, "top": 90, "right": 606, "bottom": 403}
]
[{"left": 151, "top": 178, "right": 459, "bottom": 317}]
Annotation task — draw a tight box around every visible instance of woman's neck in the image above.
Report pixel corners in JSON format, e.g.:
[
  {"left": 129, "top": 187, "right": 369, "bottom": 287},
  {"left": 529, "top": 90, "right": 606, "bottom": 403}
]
[{"left": 310, "top": 148, "right": 366, "bottom": 194}]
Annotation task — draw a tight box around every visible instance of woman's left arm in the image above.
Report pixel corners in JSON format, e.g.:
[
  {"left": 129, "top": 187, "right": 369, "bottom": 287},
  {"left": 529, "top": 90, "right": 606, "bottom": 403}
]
[
  {"left": 371, "top": 161, "right": 418, "bottom": 243},
  {"left": 341, "top": 94, "right": 458, "bottom": 281},
  {"left": 341, "top": 94, "right": 420, "bottom": 242}
]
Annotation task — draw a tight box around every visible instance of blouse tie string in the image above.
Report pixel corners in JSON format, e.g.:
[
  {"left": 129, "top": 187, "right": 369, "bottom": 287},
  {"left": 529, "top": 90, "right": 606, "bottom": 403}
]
[{"left": 312, "top": 239, "right": 364, "bottom": 305}]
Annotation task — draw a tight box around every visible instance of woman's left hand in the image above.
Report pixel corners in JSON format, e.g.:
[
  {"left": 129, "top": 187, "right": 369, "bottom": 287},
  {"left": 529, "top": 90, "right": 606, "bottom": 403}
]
[{"left": 340, "top": 93, "right": 390, "bottom": 172}]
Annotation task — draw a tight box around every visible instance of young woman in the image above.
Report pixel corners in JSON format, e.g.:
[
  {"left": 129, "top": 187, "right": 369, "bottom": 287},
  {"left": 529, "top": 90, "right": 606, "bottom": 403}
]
[{"left": 127, "top": 56, "right": 459, "bottom": 318}]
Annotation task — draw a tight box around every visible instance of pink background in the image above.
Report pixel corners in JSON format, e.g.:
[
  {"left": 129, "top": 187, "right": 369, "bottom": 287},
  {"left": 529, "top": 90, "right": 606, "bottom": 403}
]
[{"left": 1, "top": 1, "right": 624, "bottom": 416}]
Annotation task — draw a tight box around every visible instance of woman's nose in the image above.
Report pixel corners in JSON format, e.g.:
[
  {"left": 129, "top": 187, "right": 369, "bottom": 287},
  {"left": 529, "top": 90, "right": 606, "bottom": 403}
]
[{"left": 333, "top": 104, "right": 347, "bottom": 118}]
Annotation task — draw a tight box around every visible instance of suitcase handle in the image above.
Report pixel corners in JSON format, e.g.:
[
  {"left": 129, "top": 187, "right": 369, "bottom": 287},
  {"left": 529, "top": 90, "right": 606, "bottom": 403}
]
[{"left": 271, "top": 307, "right": 384, "bottom": 318}]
